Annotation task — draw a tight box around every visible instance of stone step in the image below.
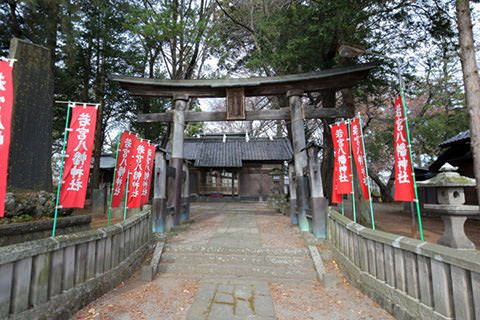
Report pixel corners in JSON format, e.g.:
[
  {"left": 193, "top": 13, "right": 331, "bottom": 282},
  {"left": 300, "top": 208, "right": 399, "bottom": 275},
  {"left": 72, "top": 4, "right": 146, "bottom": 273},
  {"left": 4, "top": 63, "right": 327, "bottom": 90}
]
[
  {"left": 160, "top": 252, "right": 315, "bottom": 269},
  {"left": 155, "top": 273, "right": 317, "bottom": 285},
  {"left": 163, "top": 244, "right": 310, "bottom": 257},
  {"left": 157, "top": 262, "right": 317, "bottom": 281}
]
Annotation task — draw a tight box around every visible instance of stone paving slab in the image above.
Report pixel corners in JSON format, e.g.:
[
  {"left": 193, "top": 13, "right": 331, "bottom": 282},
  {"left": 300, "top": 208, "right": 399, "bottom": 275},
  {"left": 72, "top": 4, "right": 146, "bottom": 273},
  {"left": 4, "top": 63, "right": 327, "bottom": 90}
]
[{"left": 186, "top": 279, "right": 275, "bottom": 320}]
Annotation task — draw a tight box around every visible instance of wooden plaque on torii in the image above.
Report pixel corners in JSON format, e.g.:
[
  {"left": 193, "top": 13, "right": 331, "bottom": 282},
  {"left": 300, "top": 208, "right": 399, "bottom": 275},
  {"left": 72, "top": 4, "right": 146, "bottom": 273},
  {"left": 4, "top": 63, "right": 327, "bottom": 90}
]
[{"left": 226, "top": 88, "right": 246, "bottom": 120}]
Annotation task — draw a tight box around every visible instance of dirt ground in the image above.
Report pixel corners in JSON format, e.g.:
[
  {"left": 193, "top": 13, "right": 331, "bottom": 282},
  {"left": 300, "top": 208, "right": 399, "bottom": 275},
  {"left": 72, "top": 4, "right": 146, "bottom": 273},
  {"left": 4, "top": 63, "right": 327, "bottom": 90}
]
[
  {"left": 72, "top": 272, "right": 199, "bottom": 320},
  {"left": 256, "top": 212, "right": 305, "bottom": 248},
  {"left": 339, "top": 200, "right": 480, "bottom": 248}
]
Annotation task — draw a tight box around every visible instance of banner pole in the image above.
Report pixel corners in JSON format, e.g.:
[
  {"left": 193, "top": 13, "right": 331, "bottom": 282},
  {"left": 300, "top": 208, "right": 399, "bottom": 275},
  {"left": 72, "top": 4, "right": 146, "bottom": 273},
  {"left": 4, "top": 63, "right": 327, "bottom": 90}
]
[
  {"left": 400, "top": 91, "right": 424, "bottom": 241},
  {"left": 347, "top": 120, "right": 357, "bottom": 223},
  {"left": 52, "top": 102, "right": 73, "bottom": 237},
  {"left": 124, "top": 172, "right": 129, "bottom": 220},
  {"left": 341, "top": 197, "right": 344, "bottom": 216},
  {"left": 357, "top": 114, "right": 376, "bottom": 230},
  {"left": 107, "top": 132, "right": 122, "bottom": 226}
]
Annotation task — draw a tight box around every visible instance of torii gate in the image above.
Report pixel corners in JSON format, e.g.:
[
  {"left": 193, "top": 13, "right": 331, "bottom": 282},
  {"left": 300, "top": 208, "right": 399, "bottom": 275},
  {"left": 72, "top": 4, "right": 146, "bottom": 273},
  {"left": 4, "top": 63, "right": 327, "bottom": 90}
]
[{"left": 111, "top": 63, "right": 375, "bottom": 234}]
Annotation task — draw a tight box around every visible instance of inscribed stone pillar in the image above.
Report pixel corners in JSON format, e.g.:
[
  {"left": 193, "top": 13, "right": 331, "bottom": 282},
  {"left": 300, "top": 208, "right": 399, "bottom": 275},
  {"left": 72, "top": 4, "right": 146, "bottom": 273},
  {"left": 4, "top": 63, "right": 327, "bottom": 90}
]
[
  {"left": 288, "top": 90, "right": 309, "bottom": 231},
  {"left": 152, "top": 149, "right": 167, "bottom": 232},
  {"left": 8, "top": 38, "right": 53, "bottom": 191},
  {"left": 171, "top": 95, "right": 188, "bottom": 226}
]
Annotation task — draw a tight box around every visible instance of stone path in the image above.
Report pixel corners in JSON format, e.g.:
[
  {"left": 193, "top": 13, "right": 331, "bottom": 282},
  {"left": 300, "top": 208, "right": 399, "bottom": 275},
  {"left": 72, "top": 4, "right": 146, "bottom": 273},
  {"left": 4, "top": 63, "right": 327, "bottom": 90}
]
[
  {"left": 171, "top": 210, "right": 314, "bottom": 319},
  {"left": 72, "top": 202, "right": 394, "bottom": 320}
]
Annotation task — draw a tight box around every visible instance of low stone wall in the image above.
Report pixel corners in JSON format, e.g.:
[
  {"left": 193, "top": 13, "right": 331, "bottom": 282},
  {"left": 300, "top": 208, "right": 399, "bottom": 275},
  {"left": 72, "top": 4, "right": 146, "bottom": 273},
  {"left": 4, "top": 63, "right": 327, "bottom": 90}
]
[
  {"left": 0, "top": 210, "right": 152, "bottom": 320},
  {"left": 0, "top": 215, "right": 91, "bottom": 246},
  {"left": 327, "top": 209, "right": 480, "bottom": 320}
]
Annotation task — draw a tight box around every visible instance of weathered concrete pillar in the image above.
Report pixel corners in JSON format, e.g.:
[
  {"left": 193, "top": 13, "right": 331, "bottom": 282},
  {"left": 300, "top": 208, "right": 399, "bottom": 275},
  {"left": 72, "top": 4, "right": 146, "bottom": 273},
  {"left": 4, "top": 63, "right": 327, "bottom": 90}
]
[
  {"left": 307, "top": 146, "right": 328, "bottom": 238},
  {"left": 288, "top": 163, "right": 298, "bottom": 225},
  {"left": 288, "top": 90, "right": 309, "bottom": 231},
  {"left": 181, "top": 163, "right": 190, "bottom": 221},
  {"left": 8, "top": 38, "right": 53, "bottom": 191},
  {"left": 152, "top": 149, "right": 167, "bottom": 232},
  {"left": 171, "top": 95, "right": 188, "bottom": 226}
]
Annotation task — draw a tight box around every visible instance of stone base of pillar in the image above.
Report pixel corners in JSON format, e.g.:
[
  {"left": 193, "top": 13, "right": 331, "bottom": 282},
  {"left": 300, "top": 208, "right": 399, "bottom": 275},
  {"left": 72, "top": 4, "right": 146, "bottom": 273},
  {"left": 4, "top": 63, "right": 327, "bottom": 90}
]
[
  {"left": 438, "top": 215, "right": 475, "bottom": 249},
  {"left": 181, "top": 197, "right": 190, "bottom": 221},
  {"left": 152, "top": 198, "right": 167, "bottom": 232},
  {"left": 312, "top": 197, "right": 328, "bottom": 239},
  {"left": 290, "top": 198, "right": 298, "bottom": 225}
]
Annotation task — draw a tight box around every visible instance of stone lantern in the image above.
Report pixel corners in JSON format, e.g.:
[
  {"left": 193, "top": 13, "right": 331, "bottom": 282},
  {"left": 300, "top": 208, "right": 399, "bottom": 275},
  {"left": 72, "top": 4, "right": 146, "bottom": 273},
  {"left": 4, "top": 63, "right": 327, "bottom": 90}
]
[{"left": 417, "top": 163, "right": 478, "bottom": 249}]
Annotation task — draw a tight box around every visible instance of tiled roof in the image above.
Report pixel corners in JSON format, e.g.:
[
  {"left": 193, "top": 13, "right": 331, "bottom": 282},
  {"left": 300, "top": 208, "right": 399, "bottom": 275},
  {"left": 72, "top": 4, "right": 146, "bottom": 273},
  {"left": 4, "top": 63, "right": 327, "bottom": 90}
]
[
  {"left": 439, "top": 130, "right": 470, "bottom": 148},
  {"left": 181, "top": 136, "right": 293, "bottom": 167}
]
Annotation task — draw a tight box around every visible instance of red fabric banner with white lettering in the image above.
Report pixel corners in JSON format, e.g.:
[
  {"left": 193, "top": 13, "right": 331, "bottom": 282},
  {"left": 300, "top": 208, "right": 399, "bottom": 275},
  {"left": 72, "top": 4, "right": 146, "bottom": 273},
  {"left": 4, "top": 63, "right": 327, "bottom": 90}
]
[
  {"left": 331, "top": 163, "right": 342, "bottom": 204},
  {"left": 111, "top": 131, "right": 135, "bottom": 207},
  {"left": 141, "top": 143, "right": 155, "bottom": 206},
  {"left": 350, "top": 118, "right": 370, "bottom": 200},
  {"left": 0, "top": 61, "right": 14, "bottom": 217},
  {"left": 331, "top": 123, "right": 352, "bottom": 195},
  {"left": 59, "top": 105, "right": 97, "bottom": 208},
  {"left": 127, "top": 138, "right": 149, "bottom": 208},
  {"left": 394, "top": 95, "right": 415, "bottom": 201}
]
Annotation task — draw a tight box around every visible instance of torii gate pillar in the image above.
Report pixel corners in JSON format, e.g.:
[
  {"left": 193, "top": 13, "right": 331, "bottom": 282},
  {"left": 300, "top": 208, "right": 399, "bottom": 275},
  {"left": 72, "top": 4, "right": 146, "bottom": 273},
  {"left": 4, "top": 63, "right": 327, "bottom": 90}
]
[
  {"left": 171, "top": 94, "right": 188, "bottom": 226},
  {"left": 288, "top": 89, "right": 309, "bottom": 231}
]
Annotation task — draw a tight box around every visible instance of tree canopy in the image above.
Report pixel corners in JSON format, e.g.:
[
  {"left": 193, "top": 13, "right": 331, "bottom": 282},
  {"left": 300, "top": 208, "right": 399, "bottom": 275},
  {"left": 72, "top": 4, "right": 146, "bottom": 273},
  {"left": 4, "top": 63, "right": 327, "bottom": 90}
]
[{"left": 0, "top": 0, "right": 475, "bottom": 201}]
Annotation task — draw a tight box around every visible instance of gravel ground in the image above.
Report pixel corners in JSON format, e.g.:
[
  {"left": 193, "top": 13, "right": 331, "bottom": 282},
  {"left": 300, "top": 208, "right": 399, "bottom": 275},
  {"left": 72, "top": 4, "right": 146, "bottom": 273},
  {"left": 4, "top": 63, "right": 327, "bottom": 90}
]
[
  {"left": 256, "top": 211, "right": 305, "bottom": 248},
  {"left": 71, "top": 272, "right": 199, "bottom": 320},
  {"left": 269, "top": 280, "right": 394, "bottom": 320}
]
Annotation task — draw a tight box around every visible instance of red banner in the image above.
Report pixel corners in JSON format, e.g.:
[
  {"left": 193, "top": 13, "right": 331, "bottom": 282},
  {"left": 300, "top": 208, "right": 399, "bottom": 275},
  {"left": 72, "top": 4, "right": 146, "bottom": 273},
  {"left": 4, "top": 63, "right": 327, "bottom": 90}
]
[
  {"left": 59, "top": 105, "right": 98, "bottom": 208},
  {"left": 331, "top": 163, "right": 342, "bottom": 204},
  {"left": 331, "top": 123, "right": 352, "bottom": 194},
  {"left": 0, "top": 61, "right": 14, "bottom": 217},
  {"left": 127, "top": 138, "right": 149, "bottom": 208},
  {"left": 394, "top": 95, "right": 415, "bottom": 201},
  {"left": 141, "top": 143, "right": 155, "bottom": 205},
  {"left": 350, "top": 118, "right": 370, "bottom": 200},
  {"left": 111, "top": 132, "right": 135, "bottom": 207}
]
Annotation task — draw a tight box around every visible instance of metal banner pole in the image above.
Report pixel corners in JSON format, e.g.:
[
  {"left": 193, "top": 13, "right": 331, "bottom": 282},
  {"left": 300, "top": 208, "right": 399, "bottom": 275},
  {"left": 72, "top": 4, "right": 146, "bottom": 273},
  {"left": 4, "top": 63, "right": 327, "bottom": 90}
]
[
  {"left": 107, "top": 132, "right": 123, "bottom": 226},
  {"left": 400, "top": 91, "right": 424, "bottom": 241},
  {"left": 52, "top": 102, "right": 73, "bottom": 237},
  {"left": 357, "top": 113, "right": 376, "bottom": 230},
  {"left": 347, "top": 120, "right": 357, "bottom": 223},
  {"left": 124, "top": 173, "right": 129, "bottom": 220}
]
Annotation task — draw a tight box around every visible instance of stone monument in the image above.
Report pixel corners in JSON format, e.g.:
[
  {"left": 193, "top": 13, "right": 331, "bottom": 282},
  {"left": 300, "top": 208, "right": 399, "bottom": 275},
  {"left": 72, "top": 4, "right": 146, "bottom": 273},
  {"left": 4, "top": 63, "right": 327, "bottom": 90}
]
[
  {"left": 7, "top": 38, "right": 53, "bottom": 191},
  {"left": 418, "top": 163, "right": 478, "bottom": 249}
]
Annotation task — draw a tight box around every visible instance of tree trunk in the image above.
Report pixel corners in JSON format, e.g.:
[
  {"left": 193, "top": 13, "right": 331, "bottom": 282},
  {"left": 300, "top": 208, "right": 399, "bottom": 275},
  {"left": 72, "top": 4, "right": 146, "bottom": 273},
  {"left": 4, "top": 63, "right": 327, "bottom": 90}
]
[
  {"left": 353, "top": 163, "right": 371, "bottom": 227},
  {"left": 91, "top": 46, "right": 106, "bottom": 190},
  {"left": 455, "top": 0, "right": 480, "bottom": 205},
  {"left": 370, "top": 170, "right": 394, "bottom": 203},
  {"left": 45, "top": 1, "right": 58, "bottom": 73},
  {"left": 8, "top": 0, "right": 22, "bottom": 38},
  {"left": 320, "top": 90, "right": 336, "bottom": 202}
]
